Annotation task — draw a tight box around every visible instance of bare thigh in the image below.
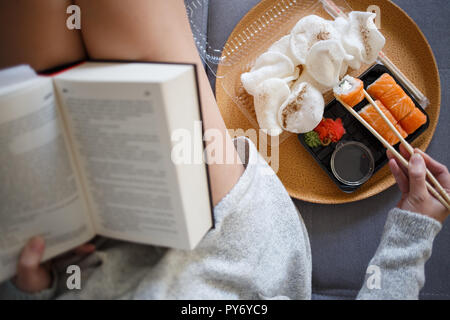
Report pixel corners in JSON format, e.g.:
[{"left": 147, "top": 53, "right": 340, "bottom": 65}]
[
  {"left": 73, "top": 0, "right": 196, "bottom": 62},
  {"left": 0, "top": 0, "right": 86, "bottom": 71}
]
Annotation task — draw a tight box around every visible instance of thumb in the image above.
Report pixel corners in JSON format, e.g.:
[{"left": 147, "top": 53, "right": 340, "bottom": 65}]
[
  {"left": 14, "top": 236, "right": 51, "bottom": 293},
  {"left": 18, "top": 236, "right": 45, "bottom": 274},
  {"left": 408, "top": 153, "right": 428, "bottom": 204}
]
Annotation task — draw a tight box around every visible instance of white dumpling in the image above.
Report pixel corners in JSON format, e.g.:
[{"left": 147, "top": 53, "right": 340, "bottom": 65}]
[
  {"left": 338, "top": 12, "right": 385, "bottom": 69},
  {"left": 241, "top": 51, "right": 295, "bottom": 96},
  {"left": 339, "top": 61, "right": 349, "bottom": 79},
  {"left": 333, "top": 17, "right": 361, "bottom": 69},
  {"left": 281, "top": 66, "right": 301, "bottom": 83},
  {"left": 289, "top": 33, "right": 309, "bottom": 66},
  {"left": 292, "top": 68, "right": 330, "bottom": 94},
  {"left": 290, "top": 15, "right": 341, "bottom": 65},
  {"left": 268, "top": 35, "right": 302, "bottom": 66},
  {"left": 253, "top": 78, "right": 291, "bottom": 136},
  {"left": 278, "top": 82, "right": 324, "bottom": 134},
  {"left": 306, "top": 39, "right": 352, "bottom": 88},
  {"left": 332, "top": 17, "right": 349, "bottom": 35}
]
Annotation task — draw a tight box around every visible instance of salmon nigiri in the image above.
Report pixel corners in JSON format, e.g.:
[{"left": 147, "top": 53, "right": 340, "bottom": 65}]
[
  {"left": 399, "top": 108, "right": 427, "bottom": 134},
  {"left": 333, "top": 75, "right": 365, "bottom": 107},
  {"left": 359, "top": 100, "right": 408, "bottom": 146},
  {"left": 388, "top": 95, "right": 415, "bottom": 122},
  {"left": 367, "top": 73, "right": 397, "bottom": 100}
]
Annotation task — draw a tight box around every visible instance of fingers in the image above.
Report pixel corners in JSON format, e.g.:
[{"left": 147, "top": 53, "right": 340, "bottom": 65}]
[
  {"left": 386, "top": 148, "right": 394, "bottom": 160},
  {"left": 17, "top": 236, "right": 45, "bottom": 276},
  {"left": 399, "top": 144, "right": 412, "bottom": 161},
  {"left": 389, "top": 158, "right": 409, "bottom": 193},
  {"left": 74, "top": 244, "right": 96, "bottom": 255},
  {"left": 387, "top": 147, "right": 450, "bottom": 191},
  {"left": 387, "top": 148, "right": 408, "bottom": 178},
  {"left": 52, "top": 242, "right": 96, "bottom": 269},
  {"left": 408, "top": 153, "right": 428, "bottom": 205},
  {"left": 416, "top": 149, "right": 450, "bottom": 189},
  {"left": 15, "top": 236, "right": 52, "bottom": 293}
]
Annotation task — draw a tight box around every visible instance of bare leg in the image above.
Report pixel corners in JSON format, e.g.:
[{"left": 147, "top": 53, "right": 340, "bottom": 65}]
[
  {"left": 0, "top": 0, "right": 86, "bottom": 71},
  {"left": 75, "top": 0, "right": 244, "bottom": 206}
]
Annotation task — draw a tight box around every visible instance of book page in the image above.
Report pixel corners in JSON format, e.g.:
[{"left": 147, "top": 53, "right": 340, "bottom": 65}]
[
  {"left": 0, "top": 77, "right": 94, "bottom": 282},
  {"left": 54, "top": 78, "right": 189, "bottom": 248}
]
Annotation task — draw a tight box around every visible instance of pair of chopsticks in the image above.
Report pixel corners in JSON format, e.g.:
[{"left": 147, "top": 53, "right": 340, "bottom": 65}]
[{"left": 335, "top": 91, "right": 450, "bottom": 211}]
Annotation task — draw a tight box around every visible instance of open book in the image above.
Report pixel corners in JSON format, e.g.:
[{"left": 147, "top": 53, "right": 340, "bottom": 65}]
[{"left": 0, "top": 62, "right": 213, "bottom": 282}]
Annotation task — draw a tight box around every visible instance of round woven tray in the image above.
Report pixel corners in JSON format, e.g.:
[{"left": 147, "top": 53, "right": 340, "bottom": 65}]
[{"left": 215, "top": 0, "right": 440, "bottom": 204}]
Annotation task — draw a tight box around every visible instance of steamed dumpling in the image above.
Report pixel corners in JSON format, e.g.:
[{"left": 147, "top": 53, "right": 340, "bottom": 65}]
[
  {"left": 281, "top": 66, "right": 301, "bottom": 84},
  {"left": 332, "top": 17, "right": 349, "bottom": 35},
  {"left": 293, "top": 64, "right": 348, "bottom": 94},
  {"left": 253, "top": 78, "right": 291, "bottom": 136},
  {"left": 336, "top": 12, "right": 385, "bottom": 69},
  {"left": 290, "top": 15, "right": 341, "bottom": 65},
  {"left": 241, "top": 51, "right": 295, "bottom": 96},
  {"left": 305, "top": 39, "right": 352, "bottom": 88},
  {"left": 333, "top": 17, "right": 351, "bottom": 76},
  {"left": 292, "top": 67, "right": 330, "bottom": 94},
  {"left": 347, "top": 11, "right": 385, "bottom": 64},
  {"left": 278, "top": 82, "right": 324, "bottom": 134},
  {"left": 268, "top": 35, "right": 302, "bottom": 66},
  {"left": 339, "top": 61, "right": 349, "bottom": 79}
]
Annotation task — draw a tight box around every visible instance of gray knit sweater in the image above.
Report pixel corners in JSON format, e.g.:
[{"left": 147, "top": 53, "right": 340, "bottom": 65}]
[{"left": 0, "top": 138, "right": 442, "bottom": 300}]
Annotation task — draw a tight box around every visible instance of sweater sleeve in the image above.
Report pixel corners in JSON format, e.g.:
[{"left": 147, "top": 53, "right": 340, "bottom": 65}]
[
  {"left": 129, "top": 137, "right": 312, "bottom": 300},
  {"left": 0, "top": 268, "right": 58, "bottom": 300},
  {"left": 357, "top": 207, "right": 442, "bottom": 300}
]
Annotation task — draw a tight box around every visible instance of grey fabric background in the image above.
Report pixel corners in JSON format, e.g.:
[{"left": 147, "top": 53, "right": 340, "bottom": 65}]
[{"left": 190, "top": 0, "right": 449, "bottom": 299}]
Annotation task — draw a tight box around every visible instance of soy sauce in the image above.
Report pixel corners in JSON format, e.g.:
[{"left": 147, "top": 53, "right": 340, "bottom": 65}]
[{"left": 331, "top": 142, "right": 374, "bottom": 186}]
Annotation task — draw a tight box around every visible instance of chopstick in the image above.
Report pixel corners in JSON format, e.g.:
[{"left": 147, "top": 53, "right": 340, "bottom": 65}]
[
  {"left": 363, "top": 91, "right": 450, "bottom": 207},
  {"left": 335, "top": 96, "right": 450, "bottom": 211}
]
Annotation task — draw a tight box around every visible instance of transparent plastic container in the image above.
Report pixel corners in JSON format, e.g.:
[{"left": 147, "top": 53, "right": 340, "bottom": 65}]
[{"left": 186, "top": 0, "right": 430, "bottom": 145}]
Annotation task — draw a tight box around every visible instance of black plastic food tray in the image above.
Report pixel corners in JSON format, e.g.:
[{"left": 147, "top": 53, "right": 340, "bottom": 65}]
[{"left": 298, "top": 64, "right": 430, "bottom": 193}]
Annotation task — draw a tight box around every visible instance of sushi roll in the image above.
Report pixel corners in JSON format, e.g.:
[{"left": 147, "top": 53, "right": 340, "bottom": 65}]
[
  {"left": 367, "top": 73, "right": 397, "bottom": 99},
  {"left": 333, "top": 75, "right": 365, "bottom": 108},
  {"left": 399, "top": 108, "right": 427, "bottom": 134},
  {"left": 359, "top": 100, "right": 408, "bottom": 146},
  {"left": 367, "top": 73, "right": 413, "bottom": 116},
  {"left": 378, "top": 84, "right": 406, "bottom": 109},
  {"left": 388, "top": 95, "right": 415, "bottom": 122}
]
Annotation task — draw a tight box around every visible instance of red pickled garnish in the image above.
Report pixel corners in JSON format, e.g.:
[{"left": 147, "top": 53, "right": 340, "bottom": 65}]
[{"left": 314, "top": 118, "right": 346, "bottom": 144}]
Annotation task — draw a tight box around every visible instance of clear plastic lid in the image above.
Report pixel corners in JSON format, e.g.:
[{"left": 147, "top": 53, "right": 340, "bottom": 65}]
[{"left": 187, "top": 0, "right": 354, "bottom": 77}]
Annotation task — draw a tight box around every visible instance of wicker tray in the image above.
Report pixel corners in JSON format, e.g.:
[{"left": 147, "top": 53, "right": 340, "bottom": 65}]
[{"left": 215, "top": 0, "right": 441, "bottom": 204}]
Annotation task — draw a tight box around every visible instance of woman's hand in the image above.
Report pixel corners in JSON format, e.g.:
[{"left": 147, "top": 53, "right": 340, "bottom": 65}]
[
  {"left": 13, "top": 236, "right": 95, "bottom": 293},
  {"left": 387, "top": 145, "right": 450, "bottom": 223}
]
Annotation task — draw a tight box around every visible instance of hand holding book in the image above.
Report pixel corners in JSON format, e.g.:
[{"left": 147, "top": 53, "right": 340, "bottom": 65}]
[{"left": 13, "top": 236, "right": 95, "bottom": 294}]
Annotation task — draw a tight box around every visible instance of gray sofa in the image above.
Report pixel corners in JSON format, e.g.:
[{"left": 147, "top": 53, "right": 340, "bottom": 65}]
[{"left": 189, "top": 0, "right": 450, "bottom": 300}]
